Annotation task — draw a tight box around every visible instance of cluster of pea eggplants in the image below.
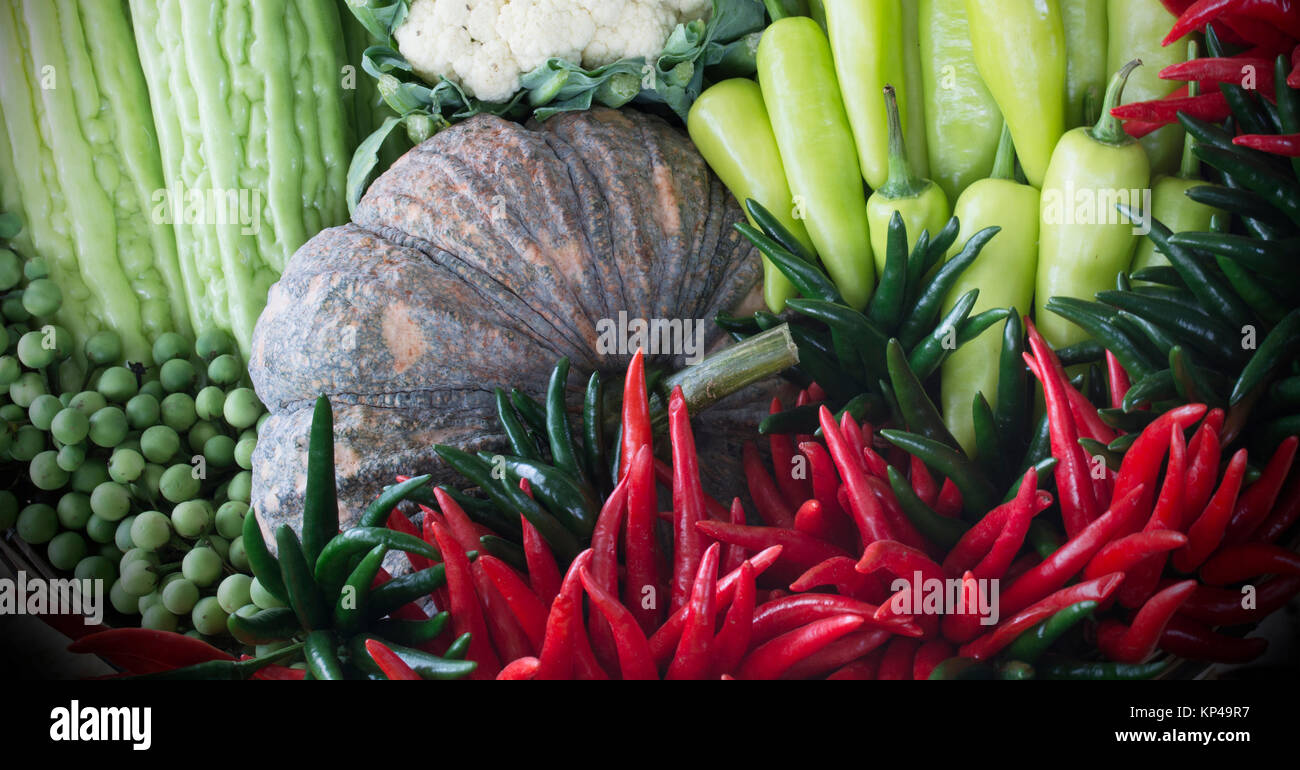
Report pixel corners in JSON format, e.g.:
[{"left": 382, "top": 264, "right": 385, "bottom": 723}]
[
  {"left": 0, "top": 210, "right": 271, "bottom": 640},
  {"left": 1046, "top": 50, "right": 1300, "bottom": 459},
  {"left": 224, "top": 396, "right": 477, "bottom": 681}
]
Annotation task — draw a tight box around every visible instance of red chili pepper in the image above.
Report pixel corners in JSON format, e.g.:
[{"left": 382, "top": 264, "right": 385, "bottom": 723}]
[
  {"left": 827, "top": 649, "right": 884, "bottom": 680},
  {"left": 743, "top": 441, "right": 798, "bottom": 528},
  {"left": 478, "top": 554, "right": 550, "bottom": 652},
  {"left": 1183, "top": 419, "right": 1223, "bottom": 533},
  {"left": 1118, "top": 424, "right": 1189, "bottom": 608},
  {"left": 696, "top": 520, "right": 851, "bottom": 579},
  {"left": 1125, "top": 117, "right": 1176, "bottom": 139},
  {"left": 619, "top": 348, "right": 651, "bottom": 481},
  {"left": 472, "top": 554, "right": 534, "bottom": 663},
  {"left": 1111, "top": 90, "right": 1231, "bottom": 123},
  {"left": 494, "top": 657, "right": 539, "bottom": 680},
  {"left": 1112, "top": 403, "right": 1207, "bottom": 536},
  {"left": 790, "top": 556, "right": 873, "bottom": 597},
  {"left": 769, "top": 399, "right": 812, "bottom": 508},
  {"left": 819, "top": 406, "right": 893, "bottom": 544},
  {"left": 938, "top": 570, "right": 987, "bottom": 644},
  {"left": 795, "top": 388, "right": 812, "bottom": 407},
  {"left": 1084, "top": 531, "right": 1187, "bottom": 585},
  {"left": 587, "top": 474, "right": 627, "bottom": 671},
  {"left": 973, "top": 468, "right": 1041, "bottom": 582},
  {"left": 431, "top": 488, "right": 491, "bottom": 551},
  {"left": 1098, "top": 580, "right": 1198, "bottom": 663},
  {"left": 534, "top": 593, "right": 576, "bottom": 680},
  {"left": 1024, "top": 320, "right": 1098, "bottom": 537},
  {"left": 647, "top": 545, "right": 783, "bottom": 665},
  {"left": 1158, "top": 0, "right": 1197, "bottom": 17},
  {"left": 1175, "top": 449, "right": 1249, "bottom": 571},
  {"left": 556, "top": 550, "right": 610, "bottom": 680},
  {"left": 838, "top": 412, "right": 868, "bottom": 467},
  {"left": 666, "top": 544, "right": 720, "bottom": 680},
  {"left": 960, "top": 572, "right": 1126, "bottom": 661},
  {"left": 1226, "top": 436, "right": 1299, "bottom": 543},
  {"left": 1025, "top": 352, "right": 1117, "bottom": 445},
  {"left": 1106, "top": 351, "right": 1132, "bottom": 412},
  {"left": 793, "top": 498, "right": 836, "bottom": 542},
  {"left": 752, "top": 593, "right": 921, "bottom": 645},
  {"left": 913, "top": 639, "right": 956, "bottom": 681},
  {"left": 651, "top": 458, "right": 729, "bottom": 521},
  {"left": 625, "top": 444, "right": 662, "bottom": 634},
  {"left": 711, "top": 560, "right": 757, "bottom": 678},
  {"left": 1199, "top": 542, "right": 1300, "bottom": 585},
  {"left": 371, "top": 566, "right": 431, "bottom": 622},
  {"left": 1177, "top": 574, "right": 1300, "bottom": 625},
  {"left": 67, "top": 629, "right": 235, "bottom": 674},
  {"left": 877, "top": 636, "right": 921, "bottom": 680},
  {"left": 1161, "top": 56, "right": 1276, "bottom": 88},
  {"left": 856, "top": 539, "right": 946, "bottom": 583},
  {"left": 1003, "top": 552, "right": 1040, "bottom": 584},
  {"left": 861, "top": 445, "right": 892, "bottom": 481},
  {"left": 1159, "top": 615, "right": 1270, "bottom": 663},
  {"left": 578, "top": 567, "right": 658, "bottom": 680},
  {"left": 1234, "top": 133, "right": 1300, "bottom": 156},
  {"left": 519, "top": 514, "right": 561, "bottom": 608},
  {"left": 364, "top": 639, "right": 422, "bottom": 681},
  {"left": 1165, "top": 0, "right": 1300, "bottom": 44},
  {"left": 722, "top": 498, "right": 749, "bottom": 573},
  {"left": 996, "top": 486, "right": 1143, "bottom": 618},
  {"left": 668, "top": 386, "right": 707, "bottom": 613},
  {"left": 737, "top": 615, "right": 867, "bottom": 680},
  {"left": 428, "top": 520, "right": 501, "bottom": 679},
  {"left": 1290, "top": 44, "right": 1300, "bottom": 86},
  {"left": 1256, "top": 472, "right": 1300, "bottom": 543},
  {"left": 807, "top": 382, "right": 828, "bottom": 402},
  {"left": 799, "top": 441, "right": 849, "bottom": 522},
  {"left": 1220, "top": 12, "right": 1299, "bottom": 50},
  {"left": 390, "top": 509, "right": 434, "bottom": 571},
  {"left": 910, "top": 453, "right": 939, "bottom": 508},
  {"left": 935, "top": 478, "right": 963, "bottom": 518},
  {"left": 942, "top": 489, "right": 1054, "bottom": 577},
  {"left": 781, "top": 628, "right": 894, "bottom": 680},
  {"left": 866, "top": 475, "right": 935, "bottom": 556}
]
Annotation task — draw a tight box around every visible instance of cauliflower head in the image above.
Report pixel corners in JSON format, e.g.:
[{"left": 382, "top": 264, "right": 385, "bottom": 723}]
[{"left": 394, "top": 0, "right": 712, "bottom": 103}]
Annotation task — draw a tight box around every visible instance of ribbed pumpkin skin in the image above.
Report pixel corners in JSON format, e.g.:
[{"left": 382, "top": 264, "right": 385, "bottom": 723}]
[{"left": 250, "top": 108, "right": 764, "bottom": 531}]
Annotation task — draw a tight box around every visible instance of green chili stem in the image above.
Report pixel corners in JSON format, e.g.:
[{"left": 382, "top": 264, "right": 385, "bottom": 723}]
[
  {"left": 763, "top": 0, "right": 790, "bottom": 21},
  {"left": 1179, "top": 42, "right": 1201, "bottom": 180},
  {"left": 1089, "top": 59, "right": 1142, "bottom": 146}
]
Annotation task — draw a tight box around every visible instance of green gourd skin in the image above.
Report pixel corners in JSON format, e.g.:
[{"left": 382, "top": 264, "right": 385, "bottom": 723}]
[
  {"left": 965, "top": 0, "right": 1068, "bottom": 188},
  {"left": 758, "top": 17, "right": 875, "bottom": 310},
  {"left": 1062, "top": 0, "right": 1109, "bottom": 128},
  {"left": 1107, "top": 0, "right": 1192, "bottom": 176},
  {"left": 866, "top": 86, "right": 950, "bottom": 280},
  {"left": 918, "top": 0, "right": 1003, "bottom": 201},
  {"left": 941, "top": 126, "right": 1040, "bottom": 455},
  {"left": 688, "top": 79, "right": 811, "bottom": 312},
  {"left": 1036, "top": 61, "right": 1151, "bottom": 350}
]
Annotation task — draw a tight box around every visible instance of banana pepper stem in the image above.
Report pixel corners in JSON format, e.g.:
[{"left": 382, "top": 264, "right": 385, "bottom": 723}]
[
  {"left": 990, "top": 122, "right": 1016, "bottom": 181},
  {"left": 1091, "top": 59, "right": 1143, "bottom": 146},
  {"left": 763, "top": 0, "right": 790, "bottom": 21},
  {"left": 879, "top": 85, "right": 926, "bottom": 198}
]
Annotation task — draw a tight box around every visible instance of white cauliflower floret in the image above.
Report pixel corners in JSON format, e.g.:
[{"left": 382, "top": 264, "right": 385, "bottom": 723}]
[{"left": 395, "top": 0, "right": 713, "bottom": 103}]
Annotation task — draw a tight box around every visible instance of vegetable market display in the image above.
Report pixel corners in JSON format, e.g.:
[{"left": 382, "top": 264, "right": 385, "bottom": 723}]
[{"left": 1, "top": 0, "right": 1298, "bottom": 682}]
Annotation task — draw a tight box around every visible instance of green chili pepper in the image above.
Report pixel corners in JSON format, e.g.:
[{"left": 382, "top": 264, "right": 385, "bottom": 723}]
[
  {"left": 897, "top": 226, "right": 1001, "bottom": 349},
  {"left": 1020, "top": 411, "right": 1052, "bottom": 472},
  {"left": 479, "top": 535, "right": 527, "bottom": 572},
  {"left": 227, "top": 607, "right": 300, "bottom": 645},
  {"left": 1169, "top": 346, "right": 1227, "bottom": 409},
  {"left": 1107, "top": 432, "right": 1139, "bottom": 453},
  {"left": 305, "top": 630, "right": 345, "bottom": 681},
  {"left": 1205, "top": 25, "right": 1274, "bottom": 137},
  {"left": 358, "top": 474, "right": 434, "bottom": 529},
  {"left": 887, "top": 339, "right": 963, "bottom": 452},
  {"left": 443, "top": 632, "right": 472, "bottom": 660},
  {"left": 1192, "top": 144, "right": 1300, "bottom": 229},
  {"left": 545, "top": 359, "right": 586, "bottom": 486},
  {"left": 1005, "top": 600, "right": 1098, "bottom": 664},
  {"left": 866, "top": 86, "right": 951, "bottom": 279},
  {"left": 1183, "top": 184, "right": 1295, "bottom": 235},
  {"left": 760, "top": 403, "right": 827, "bottom": 436},
  {"left": 971, "top": 392, "right": 1000, "bottom": 481},
  {"left": 714, "top": 313, "right": 762, "bottom": 335},
  {"left": 918, "top": 0, "right": 1003, "bottom": 201},
  {"left": 1112, "top": 311, "right": 1176, "bottom": 364},
  {"left": 737, "top": 222, "right": 844, "bottom": 305},
  {"left": 496, "top": 388, "right": 543, "bottom": 463},
  {"left": 939, "top": 125, "right": 1038, "bottom": 455},
  {"left": 301, "top": 395, "right": 338, "bottom": 569},
  {"left": 275, "top": 524, "right": 328, "bottom": 632},
  {"left": 1028, "top": 519, "right": 1066, "bottom": 560},
  {"left": 582, "top": 371, "right": 607, "bottom": 493},
  {"left": 1168, "top": 232, "right": 1297, "bottom": 281},
  {"left": 349, "top": 635, "right": 477, "bottom": 680},
  {"left": 880, "top": 429, "right": 998, "bottom": 518},
  {"left": 509, "top": 389, "right": 550, "bottom": 441},
  {"left": 786, "top": 299, "right": 890, "bottom": 381},
  {"left": 928, "top": 656, "right": 997, "bottom": 680},
  {"left": 1232, "top": 309, "right": 1300, "bottom": 406},
  {"left": 886, "top": 465, "right": 969, "bottom": 549},
  {"left": 433, "top": 445, "right": 580, "bottom": 560},
  {"left": 1004, "top": 457, "right": 1058, "bottom": 503},
  {"left": 334, "top": 544, "right": 388, "bottom": 634},
  {"left": 365, "top": 563, "right": 452, "bottom": 622},
  {"left": 372, "top": 612, "right": 451, "bottom": 647},
  {"left": 314, "top": 527, "right": 439, "bottom": 597},
  {"left": 1036, "top": 60, "right": 1149, "bottom": 350},
  {"left": 1054, "top": 339, "right": 1107, "bottom": 366},
  {"left": 747, "top": 199, "right": 817, "bottom": 266},
  {"left": 1044, "top": 296, "right": 1159, "bottom": 380},
  {"left": 1214, "top": 256, "right": 1289, "bottom": 326},
  {"left": 1078, "top": 438, "right": 1121, "bottom": 472},
  {"left": 242, "top": 508, "right": 288, "bottom": 606},
  {"left": 1124, "top": 369, "right": 1178, "bottom": 412},
  {"left": 1097, "top": 290, "right": 1241, "bottom": 365},
  {"left": 867, "top": 211, "right": 910, "bottom": 330},
  {"left": 1038, "top": 655, "right": 1170, "bottom": 680},
  {"left": 688, "top": 79, "right": 810, "bottom": 310},
  {"left": 906, "top": 291, "right": 990, "bottom": 380},
  {"left": 811, "top": 394, "right": 885, "bottom": 439},
  {"left": 992, "top": 312, "right": 1029, "bottom": 461},
  {"left": 758, "top": 16, "right": 874, "bottom": 309},
  {"left": 436, "top": 485, "right": 523, "bottom": 540},
  {"left": 964, "top": 0, "right": 1067, "bottom": 187}
]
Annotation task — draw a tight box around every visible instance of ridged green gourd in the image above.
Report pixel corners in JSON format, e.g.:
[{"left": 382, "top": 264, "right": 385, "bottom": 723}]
[
  {"left": 0, "top": 0, "right": 192, "bottom": 364},
  {"left": 129, "top": 0, "right": 355, "bottom": 355}
]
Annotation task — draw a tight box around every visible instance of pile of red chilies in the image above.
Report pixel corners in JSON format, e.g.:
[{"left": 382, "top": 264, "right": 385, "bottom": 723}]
[
  {"left": 1115, "top": 0, "right": 1300, "bottom": 156},
  {"left": 376, "top": 337, "right": 1299, "bottom": 679}
]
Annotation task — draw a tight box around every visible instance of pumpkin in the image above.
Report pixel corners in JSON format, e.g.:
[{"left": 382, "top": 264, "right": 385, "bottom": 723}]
[{"left": 249, "top": 107, "right": 772, "bottom": 532}]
